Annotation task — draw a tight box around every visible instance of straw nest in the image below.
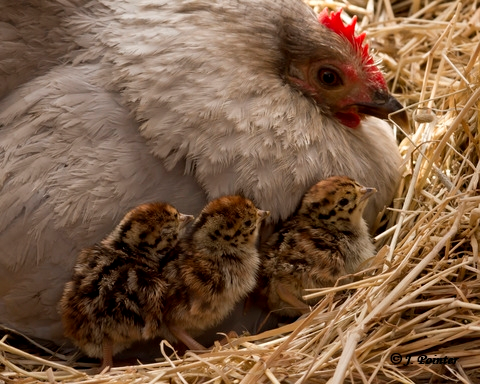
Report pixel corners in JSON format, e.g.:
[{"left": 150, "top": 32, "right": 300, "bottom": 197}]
[{"left": 1, "top": 0, "right": 479, "bottom": 382}]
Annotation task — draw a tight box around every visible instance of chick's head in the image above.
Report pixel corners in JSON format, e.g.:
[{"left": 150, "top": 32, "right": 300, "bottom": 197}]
[
  {"left": 105, "top": 202, "right": 194, "bottom": 257},
  {"left": 192, "top": 196, "right": 269, "bottom": 252},
  {"left": 299, "top": 176, "right": 376, "bottom": 231}
]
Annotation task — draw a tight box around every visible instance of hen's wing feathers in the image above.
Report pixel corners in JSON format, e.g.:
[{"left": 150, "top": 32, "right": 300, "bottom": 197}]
[{"left": 0, "top": 0, "right": 88, "bottom": 100}]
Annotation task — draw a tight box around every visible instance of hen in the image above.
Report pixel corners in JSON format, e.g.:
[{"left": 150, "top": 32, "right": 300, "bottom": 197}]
[{"left": 0, "top": 1, "right": 406, "bottom": 344}]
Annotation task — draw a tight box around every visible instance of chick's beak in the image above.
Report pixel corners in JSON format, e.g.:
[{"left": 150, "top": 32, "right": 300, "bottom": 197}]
[
  {"left": 179, "top": 214, "right": 195, "bottom": 229},
  {"left": 356, "top": 91, "right": 409, "bottom": 131},
  {"left": 258, "top": 209, "right": 271, "bottom": 221},
  {"left": 359, "top": 187, "right": 377, "bottom": 203}
]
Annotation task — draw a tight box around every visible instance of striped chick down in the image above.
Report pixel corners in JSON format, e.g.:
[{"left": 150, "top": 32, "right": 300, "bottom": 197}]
[
  {"left": 259, "top": 176, "right": 376, "bottom": 318},
  {"left": 60, "top": 202, "right": 193, "bottom": 370},
  {"left": 160, "top": 196, "right": 269, "bottom": 351}
]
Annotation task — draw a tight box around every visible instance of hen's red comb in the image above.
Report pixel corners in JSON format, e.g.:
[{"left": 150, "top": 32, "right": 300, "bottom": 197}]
[{"left": 318, "top": 8, "right": 373, "bottom": 66}]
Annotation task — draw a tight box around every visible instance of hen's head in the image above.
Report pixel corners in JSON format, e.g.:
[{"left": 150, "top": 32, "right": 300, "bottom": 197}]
[{"left": 283, "top": 8, "right": 406, "bottom": 129}]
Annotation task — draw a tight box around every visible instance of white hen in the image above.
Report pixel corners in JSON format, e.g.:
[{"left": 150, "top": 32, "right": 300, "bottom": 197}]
[{"left": 0, "top": 0, "right": 405, "bottom": 344}]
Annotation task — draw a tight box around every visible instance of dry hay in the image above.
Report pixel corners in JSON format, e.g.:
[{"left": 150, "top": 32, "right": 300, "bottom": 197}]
[{"left": 1, "top": 0, "right": 480, "bottom": 382}]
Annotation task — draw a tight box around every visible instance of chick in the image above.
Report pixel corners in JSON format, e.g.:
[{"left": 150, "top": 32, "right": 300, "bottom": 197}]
[
  {"left": 160, "top": 195, "right": 269, "bottom": 350},
  {"left": 259, "top": 176, "right": 377, "bottom": 318},
  {"left": 60, "top": 202, "right": 194, "bottom": 370}
]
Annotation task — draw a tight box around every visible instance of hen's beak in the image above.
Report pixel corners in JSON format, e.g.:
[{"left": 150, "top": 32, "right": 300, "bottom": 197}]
[{"left": 356, "top": 91, "right": 409, "bottom": 131}]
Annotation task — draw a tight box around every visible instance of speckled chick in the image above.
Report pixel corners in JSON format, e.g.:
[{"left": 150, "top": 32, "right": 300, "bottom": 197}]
[
  {"left": 60, "top": 202, "right": 194, "bottom": 370},
  {"left": 161, "top": 195, "right": 269, "bottom": 350},
  {"left": 259, "top": 176, "right": 376, "bottom": 318}
]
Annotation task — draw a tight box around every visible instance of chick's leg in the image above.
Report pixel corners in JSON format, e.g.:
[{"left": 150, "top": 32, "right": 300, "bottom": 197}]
[
  {"left": 276, "top": 282, "right": 311, "bottom": 315},
  {"left": 216, "top": 330, "right": 239, "bottom": 347},
  {"left": 168, "top": 325, "right": 207, "bottom": 351},
  {"left": 100, "top": 337, "right": 114, "bottom": 372}
]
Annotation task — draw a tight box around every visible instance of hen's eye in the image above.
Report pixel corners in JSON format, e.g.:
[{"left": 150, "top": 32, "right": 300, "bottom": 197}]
[
  {"left": 317, "top": 69, "right": 342, "bottom": 87},
  {"left": 338, "top": 198, "right": 349, "bottom": 206}
]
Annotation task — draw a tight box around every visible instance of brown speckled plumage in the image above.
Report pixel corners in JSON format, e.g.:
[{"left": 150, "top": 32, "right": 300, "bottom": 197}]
[
  {"left": 60, "top": 202, "right": 193, "bottom": 369},
  {"left": 160, "top": 195, "right": 269, "bottom": 350},
  {"left": 259, "top": 176, "right": 376, "bottom": 318},
  {"left": 61, "top": 197, "right": 268, "bottom": 368}
]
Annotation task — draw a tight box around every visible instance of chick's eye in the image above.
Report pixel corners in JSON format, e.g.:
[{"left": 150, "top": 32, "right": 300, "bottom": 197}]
[
  {"left": 338, "top": 198, "right": 349, "bottom": 207},
  {"left": 317, "top": 68, "right": 342, "bottom": 87}
]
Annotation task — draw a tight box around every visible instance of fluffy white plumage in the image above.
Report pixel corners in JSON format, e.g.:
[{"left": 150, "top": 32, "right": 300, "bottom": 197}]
[{"left": 0, "top": 0, "right": 404, "bottom": 344}]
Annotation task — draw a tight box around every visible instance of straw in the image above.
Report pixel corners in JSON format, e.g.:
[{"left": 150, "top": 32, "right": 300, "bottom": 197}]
[{"left": 1, "top": 0, "right": 479, "bottom": 382}]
